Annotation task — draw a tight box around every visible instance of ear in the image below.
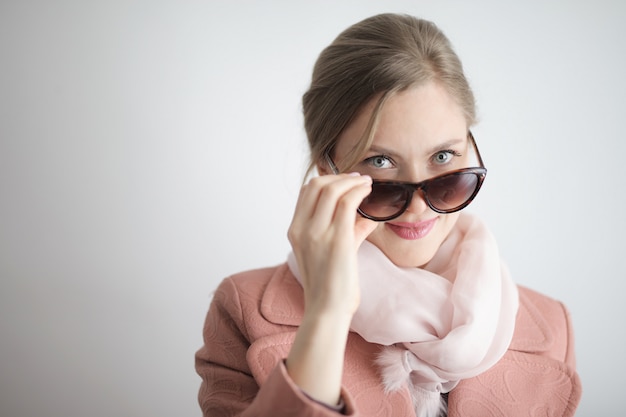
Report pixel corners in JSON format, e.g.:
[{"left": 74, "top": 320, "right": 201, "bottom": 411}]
[
  {"left": 316, "top": 161, "right": 331, "bottom": 176},
  {"left": 315, "top": 154, "right": 334, "bottom": 176}
]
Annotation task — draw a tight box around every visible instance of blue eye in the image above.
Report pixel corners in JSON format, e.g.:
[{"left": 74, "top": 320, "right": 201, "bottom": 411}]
[
  {"left": 365, "top": 155, "right": 393, "bottom": 169},
  {"left": 432, "top": 150, "right": 460, "bottom": 165}
]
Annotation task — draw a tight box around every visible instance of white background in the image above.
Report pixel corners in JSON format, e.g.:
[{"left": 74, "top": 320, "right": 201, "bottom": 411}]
[{"left": 1, "top": 1, "right": 624, "bottom": 416}]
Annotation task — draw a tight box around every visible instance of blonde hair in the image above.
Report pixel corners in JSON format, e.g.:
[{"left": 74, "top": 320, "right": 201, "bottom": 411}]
[{"left": 302, "top": 13, "right": 476, "bottom": 175}]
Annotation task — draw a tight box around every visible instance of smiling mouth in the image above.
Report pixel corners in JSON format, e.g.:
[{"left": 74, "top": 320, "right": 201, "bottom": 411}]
[{"left": 385, "top": 218, "right": 438, "bottom": 240}]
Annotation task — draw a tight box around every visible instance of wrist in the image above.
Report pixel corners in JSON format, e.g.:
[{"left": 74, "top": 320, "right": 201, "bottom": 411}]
[
  {"left": 287, "top": 309, "right": 353, "bottom": 405},
  {"left": 302, "top": 305, "right": 354, "bottom": 328},
  {"left": 304, "top": 289, "right": 360, "bottom": 319}
]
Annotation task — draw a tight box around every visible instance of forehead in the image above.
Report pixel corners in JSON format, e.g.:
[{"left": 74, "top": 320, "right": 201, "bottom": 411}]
[{"left": 335, "top": 82, "right": 468, "bottom": 159}]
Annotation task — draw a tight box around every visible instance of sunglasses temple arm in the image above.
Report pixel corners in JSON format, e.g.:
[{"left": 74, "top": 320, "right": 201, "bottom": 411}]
[
  {"left": 469, "top": 131, "right": 486, "bottom": 168},
  {"left": 324, "top": 154, "right": 341, "bottom": 174}
]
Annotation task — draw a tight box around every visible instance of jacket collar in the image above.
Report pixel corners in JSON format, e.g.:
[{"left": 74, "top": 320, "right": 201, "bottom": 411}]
[
  {"left": 508, "top": 286, "right": 555, "bottom": 353},
  {"left": 260, "top": 263, "right": 305, "bottom": 326}
]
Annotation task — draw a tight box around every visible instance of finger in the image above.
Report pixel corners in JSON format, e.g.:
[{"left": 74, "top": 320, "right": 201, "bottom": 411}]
[
  {"left": 289, "top": 174, "right": 367, "bottom": 247},
  {"left": 330, "top": 179, "right": 373, "bottom": 234},
  {"left": 291, "top": 174, "right": 347, "bottom": 223},
  {"left": 294, "top": 174, "right": 369, "bottom": 226},
  {"left": 288, "top": 176, "right": 336, "bottom": 243},
  {"left": 353, "top": 216, "right": 378, "bottom": 248},
  {"left": 307, "top": 175, "right": 372, "bottom": 232}
]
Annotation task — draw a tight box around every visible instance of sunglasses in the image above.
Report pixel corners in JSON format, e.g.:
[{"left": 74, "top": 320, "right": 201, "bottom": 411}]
[{"left": 325, "top": 132, "right": 487, "bottom": 222}]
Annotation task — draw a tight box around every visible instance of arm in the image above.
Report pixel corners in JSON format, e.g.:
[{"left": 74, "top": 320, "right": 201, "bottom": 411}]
[
  {"left": 286, "top": 173, "right": 376, "bottom": 405},
  {"left": 195, "top": 278, "right": 258, "bottom": 416},
  {"left": 195, "top": 276, "right": 358, "bottom": 417}
]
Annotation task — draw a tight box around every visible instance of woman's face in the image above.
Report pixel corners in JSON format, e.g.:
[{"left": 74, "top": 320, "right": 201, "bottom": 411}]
[{"left": 332, "top": 82, "right": 471, "bottom": 268}]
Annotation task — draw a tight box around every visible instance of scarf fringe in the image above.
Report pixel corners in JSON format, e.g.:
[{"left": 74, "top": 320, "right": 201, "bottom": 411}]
[
  {"left": 377, "top": 347, "right": 447, "bottom": 417},
  {"left": 376, "top": 346, "right": 409, "bottom": 392},
  {"left": 410, "top": 388, "right": 447, "bottom": 417}
]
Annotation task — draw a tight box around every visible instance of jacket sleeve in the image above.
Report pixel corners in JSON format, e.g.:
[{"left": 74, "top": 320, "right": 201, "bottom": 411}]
[
  {"left": 560, "top": 301, "right": 577, "bottom": 370},
  {"left": 195, "top": 276, "right": 355, "bottom": 417}
]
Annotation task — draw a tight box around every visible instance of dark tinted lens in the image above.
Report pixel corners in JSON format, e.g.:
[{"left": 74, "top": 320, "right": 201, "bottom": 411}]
[
  {"left": 426, "top": 172, "right": 479, "bottom": 211},
  {"left": 359, "top": 182, "right": 409, "bottom": 219}
]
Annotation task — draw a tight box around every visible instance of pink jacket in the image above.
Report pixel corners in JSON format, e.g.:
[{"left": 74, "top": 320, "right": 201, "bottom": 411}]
[{"left": 195, "top": 264, "right": 582, "bottom": 416}]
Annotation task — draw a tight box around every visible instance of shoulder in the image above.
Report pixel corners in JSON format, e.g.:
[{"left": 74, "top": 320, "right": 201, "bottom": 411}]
[
  {"left": 214, "top": 264, "right": 286, "bottom": 306},
  {"left": 512, "top": 285, "right": 576, "bottom": 367},
  {"left": 211, "top": 263, "right": 305, "bottom": 335},
  {"left": 517, "top": 285, "right": 570, "bottom": 315},
  {"left": 516, "top": 285, "right": 573, "bottom": 341}
]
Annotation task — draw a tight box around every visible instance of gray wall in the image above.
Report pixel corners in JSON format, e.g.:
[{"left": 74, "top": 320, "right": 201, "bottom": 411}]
[{"left": 1, "top": 1, "right": 624, "bottom": 416}]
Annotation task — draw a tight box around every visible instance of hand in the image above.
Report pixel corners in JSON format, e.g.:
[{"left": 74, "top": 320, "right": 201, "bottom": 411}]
[
  {"left": 286, "top": 172, "right": 377, "bottom": 404},
  {"left": 287, "top": 173, "right": 377, "bottom": 317}
]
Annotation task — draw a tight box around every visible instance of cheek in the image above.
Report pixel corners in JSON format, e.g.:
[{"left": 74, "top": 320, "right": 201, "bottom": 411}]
[
  {"left": 438, "top": 212, "right": 460, "bottom": 235},
  {"left": 365, "top": 222, "right": 388, "bottom": 244},
  {"left": 433, "top": 213, "right": 461, "bottom": 249}
]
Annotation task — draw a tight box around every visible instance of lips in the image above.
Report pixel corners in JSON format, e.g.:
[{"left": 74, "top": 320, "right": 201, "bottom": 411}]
[{"left": 385, "top": 218, "right": 438, "bottom": 240}]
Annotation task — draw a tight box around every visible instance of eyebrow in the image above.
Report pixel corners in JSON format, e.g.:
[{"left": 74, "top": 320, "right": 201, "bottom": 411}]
[
  {"left": 425, "top": 138, "right": 467, "bottom": 155},
  {"left": 367, "top": 137, "right": 467, "bottom": 160}
]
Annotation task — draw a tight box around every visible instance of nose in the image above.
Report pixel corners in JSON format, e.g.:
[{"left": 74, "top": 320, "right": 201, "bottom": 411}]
[{"left": 404, "top": 187, "right": 430, "bottom": 215}]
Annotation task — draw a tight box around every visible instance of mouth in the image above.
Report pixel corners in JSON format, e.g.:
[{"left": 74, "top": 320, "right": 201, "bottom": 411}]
[{"left": 385, "top": 217, "right": 438, "bottom": 240}]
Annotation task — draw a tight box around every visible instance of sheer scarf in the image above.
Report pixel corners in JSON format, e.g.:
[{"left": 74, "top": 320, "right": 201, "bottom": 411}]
[{"left": 287, "top": 213, "right": 519, "bottom": 417}]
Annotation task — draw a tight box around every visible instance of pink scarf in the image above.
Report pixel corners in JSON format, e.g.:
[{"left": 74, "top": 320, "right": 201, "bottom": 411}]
[{"left": 287, "top": 213, "right": 519, "bottom": 417}]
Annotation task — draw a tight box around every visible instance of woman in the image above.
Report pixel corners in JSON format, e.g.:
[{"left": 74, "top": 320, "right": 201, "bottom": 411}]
[{"left": 195, "top": 13, "right": 581, "bottom": 417}]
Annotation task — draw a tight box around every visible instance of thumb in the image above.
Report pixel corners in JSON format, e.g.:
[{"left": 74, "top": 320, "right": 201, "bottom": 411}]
[{"left": 353, "top": 216, "right": 378, "bottom": 248}]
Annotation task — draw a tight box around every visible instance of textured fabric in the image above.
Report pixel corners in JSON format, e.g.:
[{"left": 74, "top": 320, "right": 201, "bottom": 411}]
[
  {"left": 287, "top": 213, "right": 518, "bottom": 417},
  {"left": 195, "top": 265, "right": 581, "bottom": 416}
]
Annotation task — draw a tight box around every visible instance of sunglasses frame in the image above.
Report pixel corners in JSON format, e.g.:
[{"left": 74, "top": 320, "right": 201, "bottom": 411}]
[{"left": 325, "top": 131, "right": 487, "bottom": 221}]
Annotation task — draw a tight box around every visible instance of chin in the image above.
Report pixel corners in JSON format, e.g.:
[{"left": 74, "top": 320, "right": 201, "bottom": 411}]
[
  {"left": 384, "top": 242, "right": 440, "bottom": 268},
  {"left": 365, "top": 232, "right": 442, "bottom": 268},
  {"left": 366, "top": 213, "right": 460, "bottom": 268}
]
